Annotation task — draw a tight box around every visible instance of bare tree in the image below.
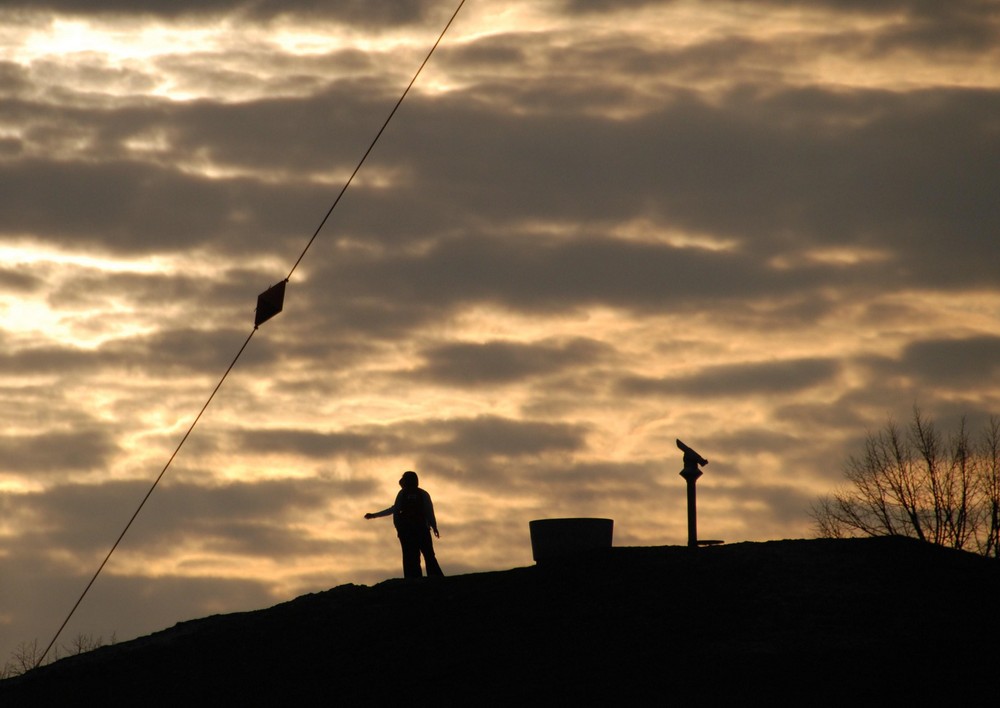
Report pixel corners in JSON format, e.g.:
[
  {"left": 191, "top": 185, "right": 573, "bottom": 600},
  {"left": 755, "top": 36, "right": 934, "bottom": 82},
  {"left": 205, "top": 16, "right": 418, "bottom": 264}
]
[
  {"left": 813, "top": 409, "right": 1000, "bottom": 557},
  {"left": 6, "top": 640, "right": 44, "bottom": 677},
  {"left": 1, "top": 632, "right": 116, "bottom": 679},
  {"left": 64, "top": 632, "right": 114, "bottom": 656},
  {"left": 975, "top": 416, "right": 1000, "bottom": 558}
]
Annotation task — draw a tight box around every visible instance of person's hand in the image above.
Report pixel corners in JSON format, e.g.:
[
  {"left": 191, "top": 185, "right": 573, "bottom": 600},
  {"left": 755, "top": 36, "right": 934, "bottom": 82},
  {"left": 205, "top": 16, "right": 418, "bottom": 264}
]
[
  {"left": 433, "top": 528, "right": 440, "bottom": 538},
  {"left": 364, "top": 513, "right": 374, "bottom": 519}
]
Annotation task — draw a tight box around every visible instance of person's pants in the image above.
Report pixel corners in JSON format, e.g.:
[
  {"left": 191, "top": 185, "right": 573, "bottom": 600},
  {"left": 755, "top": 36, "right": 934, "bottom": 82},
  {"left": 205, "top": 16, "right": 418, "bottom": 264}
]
[{"left": 398, "top": 526, "right": 444, "bottom": 578}]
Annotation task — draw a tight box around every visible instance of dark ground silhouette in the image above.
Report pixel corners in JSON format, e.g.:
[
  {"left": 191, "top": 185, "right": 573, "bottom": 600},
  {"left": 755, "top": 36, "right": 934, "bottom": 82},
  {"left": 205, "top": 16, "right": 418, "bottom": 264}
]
[{"left": 3, "top": 537, "right": 998, "bottom": 703}]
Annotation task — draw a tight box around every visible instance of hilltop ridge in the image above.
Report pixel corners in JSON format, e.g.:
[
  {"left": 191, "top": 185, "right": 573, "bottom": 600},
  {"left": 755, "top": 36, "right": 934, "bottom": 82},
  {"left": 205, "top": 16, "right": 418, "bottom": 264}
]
[{"left": 3, "top": 537, "right": 998, "bottom": 703}]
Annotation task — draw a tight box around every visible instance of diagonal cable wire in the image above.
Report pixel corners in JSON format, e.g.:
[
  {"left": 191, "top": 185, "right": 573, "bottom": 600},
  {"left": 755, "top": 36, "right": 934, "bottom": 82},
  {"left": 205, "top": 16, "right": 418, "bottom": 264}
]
[
  {"left": 287, "top": 0, "right": 467, "bottom": 282},
  {"left": 35, "top": 0, "right": 467, "bottom": 669}
]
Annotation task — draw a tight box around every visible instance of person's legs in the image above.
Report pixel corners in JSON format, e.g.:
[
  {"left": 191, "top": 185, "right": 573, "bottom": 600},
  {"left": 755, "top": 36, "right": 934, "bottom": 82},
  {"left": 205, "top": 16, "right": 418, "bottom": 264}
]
[
  {"left": 418, "top": 528, "right": 444, "bottom": 577},
  {"left": 398, "top": 528, "right": 423, "bottom": 578}
]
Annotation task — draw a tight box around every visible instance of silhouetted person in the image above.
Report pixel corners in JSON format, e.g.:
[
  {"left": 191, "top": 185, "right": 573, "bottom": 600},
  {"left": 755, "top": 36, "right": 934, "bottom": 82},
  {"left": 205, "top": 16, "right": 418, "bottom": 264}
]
[{"left": 365, "top": 470, "right": 444, "bottom": 578}]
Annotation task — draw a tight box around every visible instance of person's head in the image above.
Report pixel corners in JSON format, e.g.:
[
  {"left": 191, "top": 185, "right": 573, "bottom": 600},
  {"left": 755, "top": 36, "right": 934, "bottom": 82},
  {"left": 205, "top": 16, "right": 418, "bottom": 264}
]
[{"left": 399, "top": 470, "right": 419, "bottom": 489}]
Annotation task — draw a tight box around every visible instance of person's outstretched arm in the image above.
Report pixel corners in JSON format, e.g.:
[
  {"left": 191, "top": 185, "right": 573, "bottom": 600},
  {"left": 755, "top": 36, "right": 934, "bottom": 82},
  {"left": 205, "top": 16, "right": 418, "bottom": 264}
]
[{"left": 364, "top": 506, "right": 393, "bottom": 519}]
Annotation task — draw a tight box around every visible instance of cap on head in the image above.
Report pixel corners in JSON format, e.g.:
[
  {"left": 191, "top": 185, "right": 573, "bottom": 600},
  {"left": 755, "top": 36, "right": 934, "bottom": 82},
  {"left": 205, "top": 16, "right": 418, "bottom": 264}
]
[{"left": 399, "top": 470, "right": 419, "bottom": 488}]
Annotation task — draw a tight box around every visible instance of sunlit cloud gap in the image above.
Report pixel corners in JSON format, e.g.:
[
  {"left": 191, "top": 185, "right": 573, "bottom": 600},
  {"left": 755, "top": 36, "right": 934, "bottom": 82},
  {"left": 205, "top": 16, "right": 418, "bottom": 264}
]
[
  {"left": 17, "top": 19, "right": 224, "bottom": 62},
  {"left": 0, "top": 245, "right": 171, "bottom": 273},
  {"left": 6, "top": 19, "right": 443, "bottom": 102},
  {"left": 0, "top": 244, "right": 285, "bottom": 279}
]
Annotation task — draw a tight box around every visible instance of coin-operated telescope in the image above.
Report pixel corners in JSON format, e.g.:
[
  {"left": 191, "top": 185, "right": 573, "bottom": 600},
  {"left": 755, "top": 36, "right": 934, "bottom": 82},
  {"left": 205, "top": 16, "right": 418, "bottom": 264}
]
[{"left": 676, "top": 439, "right": 720, "bottom": 548}]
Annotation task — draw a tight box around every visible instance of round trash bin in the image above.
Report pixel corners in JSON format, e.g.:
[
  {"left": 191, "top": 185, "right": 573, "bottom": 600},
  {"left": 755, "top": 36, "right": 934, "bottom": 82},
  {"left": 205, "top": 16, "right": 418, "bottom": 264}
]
[{"left": 529, "top": 518, "right": 613, "bottom": 563}]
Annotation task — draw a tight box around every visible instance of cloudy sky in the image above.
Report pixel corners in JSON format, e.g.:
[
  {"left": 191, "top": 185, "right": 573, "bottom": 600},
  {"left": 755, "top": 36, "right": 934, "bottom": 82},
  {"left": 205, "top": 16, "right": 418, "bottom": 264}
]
[{"left": 2, "top": 0, "right": 999, "bottom": 662}]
